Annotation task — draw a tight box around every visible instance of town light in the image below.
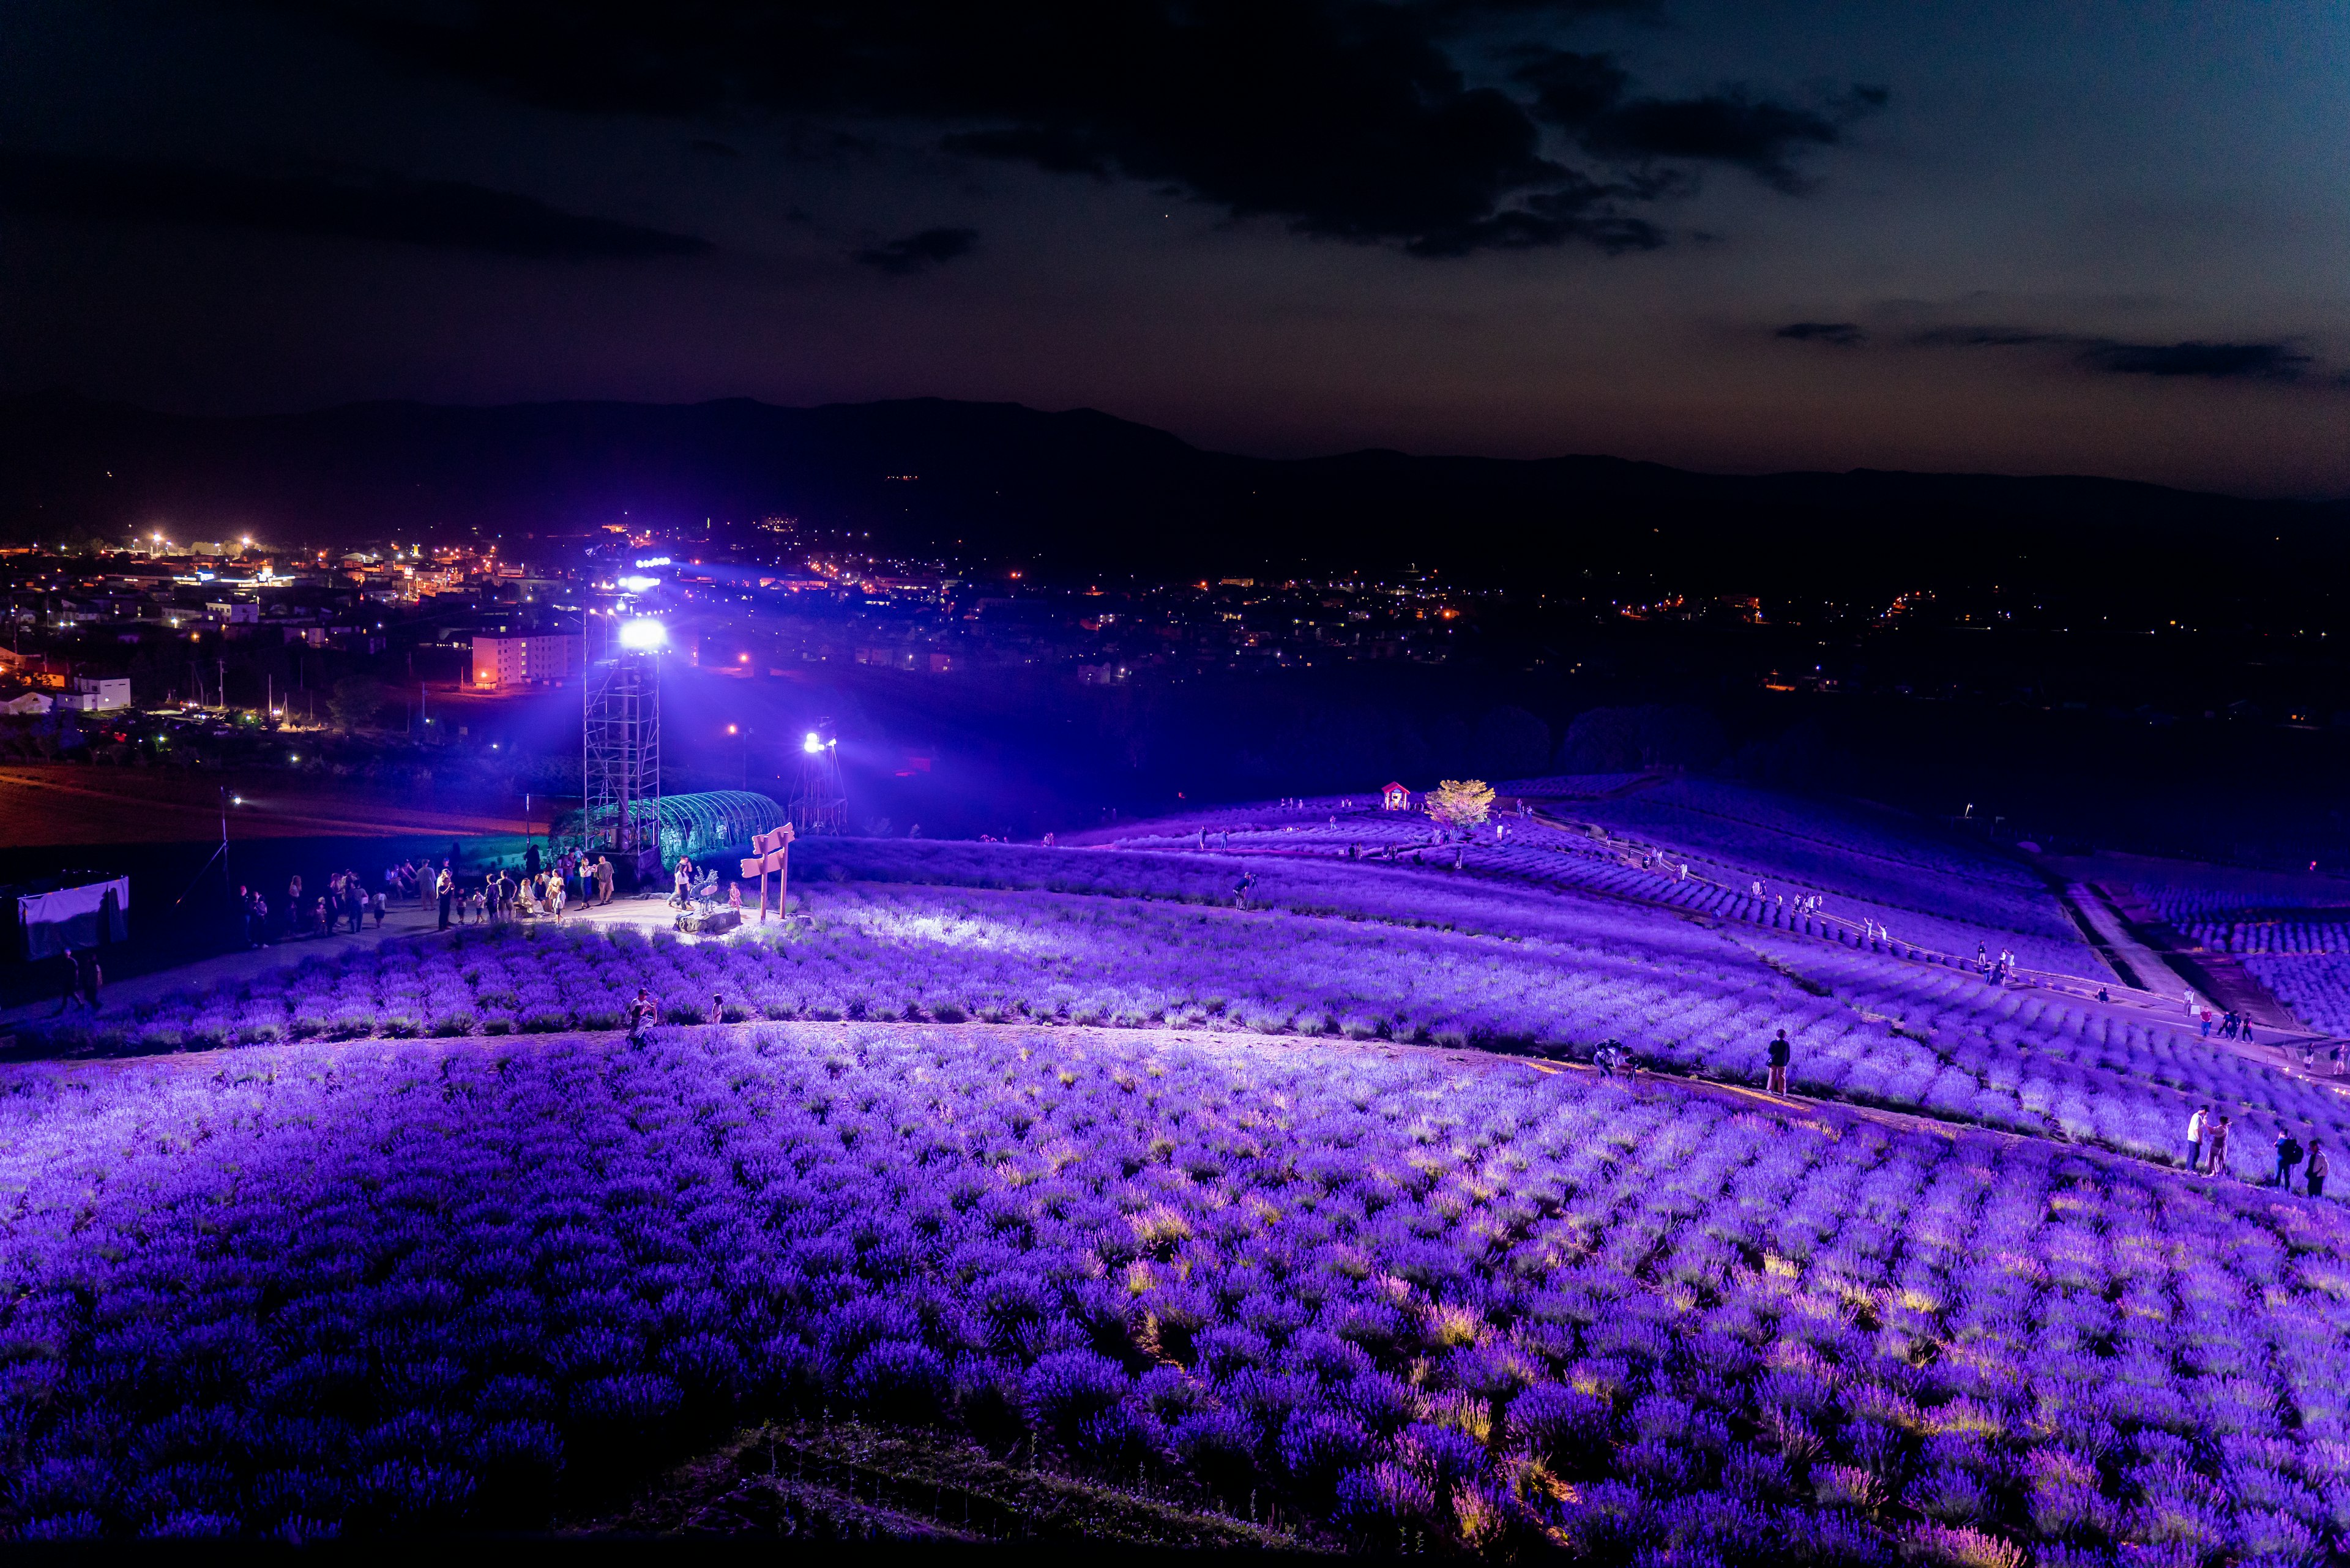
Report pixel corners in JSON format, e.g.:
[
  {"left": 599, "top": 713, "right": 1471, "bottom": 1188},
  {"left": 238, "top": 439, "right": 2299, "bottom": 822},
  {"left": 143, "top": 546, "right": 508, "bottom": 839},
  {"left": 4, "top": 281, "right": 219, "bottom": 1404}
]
[{"left": 618, "top": 618, "right": 668, "bottom": 651}]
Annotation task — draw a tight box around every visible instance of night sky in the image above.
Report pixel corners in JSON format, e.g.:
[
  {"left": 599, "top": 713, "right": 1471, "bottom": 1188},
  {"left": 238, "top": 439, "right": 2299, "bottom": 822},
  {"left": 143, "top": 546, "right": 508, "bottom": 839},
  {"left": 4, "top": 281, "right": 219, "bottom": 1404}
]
[{"left": 4, "top": 1, "right": 2346, "bottom": 495}]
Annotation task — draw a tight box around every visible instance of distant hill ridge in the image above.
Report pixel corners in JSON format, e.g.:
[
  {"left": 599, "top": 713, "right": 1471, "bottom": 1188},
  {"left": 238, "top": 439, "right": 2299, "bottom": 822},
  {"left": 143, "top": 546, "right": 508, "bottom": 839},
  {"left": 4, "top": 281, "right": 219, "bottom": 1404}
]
[{"left": 2, "top": 390, "right": 2342, "bottom": 594}]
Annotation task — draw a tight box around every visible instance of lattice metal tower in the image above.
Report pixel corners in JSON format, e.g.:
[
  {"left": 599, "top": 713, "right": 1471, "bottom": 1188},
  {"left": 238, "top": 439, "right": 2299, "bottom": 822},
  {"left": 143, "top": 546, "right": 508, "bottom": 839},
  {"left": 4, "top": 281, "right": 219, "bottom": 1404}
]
[
  {"left": 583, "top": 618, "right": 660, "bottom": 861},
  {"left": 789, "top": 718, "right": 848, "bottom": 835}
]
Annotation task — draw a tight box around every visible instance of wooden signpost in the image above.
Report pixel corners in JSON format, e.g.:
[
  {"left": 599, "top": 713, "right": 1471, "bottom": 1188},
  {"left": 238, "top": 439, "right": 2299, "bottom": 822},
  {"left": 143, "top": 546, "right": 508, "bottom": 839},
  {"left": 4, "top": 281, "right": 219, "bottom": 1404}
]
[{"left": 740, "top": 823, "right": 796, "bottom": 921}]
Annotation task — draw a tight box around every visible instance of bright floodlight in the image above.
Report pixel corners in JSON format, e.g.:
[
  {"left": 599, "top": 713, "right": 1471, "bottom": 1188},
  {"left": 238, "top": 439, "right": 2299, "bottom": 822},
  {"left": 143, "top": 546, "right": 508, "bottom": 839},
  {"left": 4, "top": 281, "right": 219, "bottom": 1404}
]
[
  {"left": 803, "top": 732, "right": 822, "bottom": 753},
  {"left": 618, "top": 617, "right": 668, "bottom": 651},
  {"left": 618, "top": 574, "right": 660, "bottom": 592}
]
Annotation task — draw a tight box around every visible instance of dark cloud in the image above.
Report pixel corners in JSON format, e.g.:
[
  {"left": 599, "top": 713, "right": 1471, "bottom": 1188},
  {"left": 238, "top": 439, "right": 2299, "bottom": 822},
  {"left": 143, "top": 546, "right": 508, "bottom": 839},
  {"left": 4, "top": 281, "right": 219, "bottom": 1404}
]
[
  {"left": 0, "top": 146, "right": 711, "bottom": 258},
  {"left": 2082, "top": 340, "right": 2310, "bottom": 380},
  {"left": 1911, "top": 325, "right": 2316, "bottom": 382},
  {"left": 854, "top": 226, "right": 979, "bottom": 275},
  {"left": 1583, "top": 89, "right": 1863, "bottom": 192},
  {"left": 1515, "top": 48, "right": 1632, "bottom": 127},
  {"left": 1777, "top": 321, "right": 1866, "bottom": 346},
  {"left": 317, "top": 1, "right": 1869, "bottom": 256}
]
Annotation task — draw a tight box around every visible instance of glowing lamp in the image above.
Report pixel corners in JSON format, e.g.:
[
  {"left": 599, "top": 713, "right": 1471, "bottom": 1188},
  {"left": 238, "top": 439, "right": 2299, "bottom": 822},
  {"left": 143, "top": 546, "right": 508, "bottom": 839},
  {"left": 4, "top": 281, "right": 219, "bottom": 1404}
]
[
  {"left": 803, "top": 732, "right": 822, "bottom": 753},
  {"left": 618, "top": 618, "right": 668, "bottom": 651},
  {"left": 619, "top": 575, "right": 660, "bottom": 592}
]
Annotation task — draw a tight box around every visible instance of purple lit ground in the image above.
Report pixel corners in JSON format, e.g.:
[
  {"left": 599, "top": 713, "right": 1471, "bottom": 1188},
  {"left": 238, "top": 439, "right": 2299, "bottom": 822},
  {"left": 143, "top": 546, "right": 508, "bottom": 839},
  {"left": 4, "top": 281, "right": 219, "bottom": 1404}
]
[
  {"left": 7, "top": 791, "right": 2350, "bottom": 1550},
  {"left": 6, "top": 1021, "right": 2349, "bottom": 1556}
]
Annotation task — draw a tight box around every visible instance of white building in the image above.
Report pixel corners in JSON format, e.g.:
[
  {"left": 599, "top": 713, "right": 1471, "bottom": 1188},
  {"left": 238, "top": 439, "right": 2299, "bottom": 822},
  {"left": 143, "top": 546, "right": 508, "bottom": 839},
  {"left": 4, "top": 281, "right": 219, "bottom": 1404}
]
[
  {"left": 471, "top": 632, "right": 581, "bottom": 690},
  {"left": 59, "top": 676, "right": 132, "bottom": 712}
]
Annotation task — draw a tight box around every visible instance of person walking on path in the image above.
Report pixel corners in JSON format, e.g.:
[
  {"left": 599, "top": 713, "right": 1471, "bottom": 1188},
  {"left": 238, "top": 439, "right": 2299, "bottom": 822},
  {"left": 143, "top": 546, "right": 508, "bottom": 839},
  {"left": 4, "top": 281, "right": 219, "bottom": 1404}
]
[
  {"left": 2275, "top": 1129, "right": 2305, "bottom": 1191},
  {"left": 2187, "top": 1106, "right": 2209, "bottom": 1171},
  {"left": 674, "top": 857, "right": 694, "bottom": 908},
  {"left": 2206, "top": 1116, "right": 2232, "bottom": 1178},
  {"left": 371, "top": 888, "right": 386, "bottom": 928},
  {"left": 435, "top": 863, "right": 454, "bottom": 931},
  {"left": 596, "top": 855, "right": 614, "bottom": 906},
  {"left": 2308, "top": 1141, "right": 2329, "bottom": 1198},
  {"left": 1767, "top": 1029, "right": 1792, "bottom": 1095},
  {"left": 550, "top": 875, "right": 566, "bottom": 921}
]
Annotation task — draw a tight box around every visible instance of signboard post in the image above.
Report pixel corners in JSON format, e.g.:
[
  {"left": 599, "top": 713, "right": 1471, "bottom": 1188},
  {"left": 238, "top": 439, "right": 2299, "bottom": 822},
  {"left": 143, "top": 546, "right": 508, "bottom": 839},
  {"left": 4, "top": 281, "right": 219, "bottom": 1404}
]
[{"left": 740, "top": 823, "right": 795, "bottom": 922}]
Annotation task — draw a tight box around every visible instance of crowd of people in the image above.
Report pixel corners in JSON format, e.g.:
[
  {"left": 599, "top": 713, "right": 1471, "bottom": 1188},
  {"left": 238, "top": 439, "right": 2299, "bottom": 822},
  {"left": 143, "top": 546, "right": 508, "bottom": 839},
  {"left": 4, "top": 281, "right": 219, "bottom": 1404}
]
[{"left": 223, "top": 843, "right": 623, "bottom": 948}]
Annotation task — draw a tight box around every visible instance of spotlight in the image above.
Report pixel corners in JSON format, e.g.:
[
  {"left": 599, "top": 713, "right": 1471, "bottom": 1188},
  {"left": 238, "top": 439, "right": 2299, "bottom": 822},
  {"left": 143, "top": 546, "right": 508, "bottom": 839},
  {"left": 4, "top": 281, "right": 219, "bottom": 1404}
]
[
  {"left": 618, "top": 618, "right": 668, "bottom": 651},
  {"left": 803, "top": 732, "right": 822, "bottom": 753}
]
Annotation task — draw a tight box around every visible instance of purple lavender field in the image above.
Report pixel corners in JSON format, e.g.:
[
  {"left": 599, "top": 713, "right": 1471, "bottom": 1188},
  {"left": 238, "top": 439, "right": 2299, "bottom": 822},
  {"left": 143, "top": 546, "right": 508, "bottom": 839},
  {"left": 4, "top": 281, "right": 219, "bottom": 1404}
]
[
  {"left": 7, "top": 1021, "right": 2350, "bottom": 1558},
  {"left": 9, "top": 802, "right": 2350, "bottom": 1551}
]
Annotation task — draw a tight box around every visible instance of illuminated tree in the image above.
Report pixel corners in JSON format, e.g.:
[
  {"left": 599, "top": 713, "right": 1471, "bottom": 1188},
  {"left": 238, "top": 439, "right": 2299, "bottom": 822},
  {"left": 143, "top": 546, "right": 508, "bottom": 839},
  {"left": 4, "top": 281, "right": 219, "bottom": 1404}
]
[{"left": 1425, "top": 778, "right": 1494, "bottom": 837}]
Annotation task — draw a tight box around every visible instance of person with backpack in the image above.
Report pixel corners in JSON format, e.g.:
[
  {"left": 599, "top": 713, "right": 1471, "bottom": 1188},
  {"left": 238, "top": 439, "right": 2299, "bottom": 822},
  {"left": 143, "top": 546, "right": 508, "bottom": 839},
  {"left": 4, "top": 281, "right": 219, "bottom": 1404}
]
[
  {"left": 2308, "top": 1141, "right": 2329, "bottom": 1198},
  {"left": 1767, "top": 1029, "right": 1792, "bottom": 1095},
  {"left": 2276, "top": 1130, "right": 2305, "bottom": 1190}
]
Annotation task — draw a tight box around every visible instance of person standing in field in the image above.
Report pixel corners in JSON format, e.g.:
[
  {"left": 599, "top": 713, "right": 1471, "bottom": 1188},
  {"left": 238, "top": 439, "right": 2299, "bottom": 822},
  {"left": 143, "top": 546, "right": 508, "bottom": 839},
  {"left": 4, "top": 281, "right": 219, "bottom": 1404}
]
[
  {"left": 1767, "top": 1029, "right": 1792, "bottom": 1095},
  {"left": 2187, "top": 1106, "right": 2209, "bottom": 1171},
  {"left": 627, "top": 987, "right": 656, "bottom": 1043},
  {"left": 2275, "top": 1129, "right": 2305, "bottom": 1190},
  {"left": 2206, "top": 1116, "right": 2232, "bottom": 1178},
  {"left": 2308, "top": 1141, "right": 2329, "bottom": 1198}
]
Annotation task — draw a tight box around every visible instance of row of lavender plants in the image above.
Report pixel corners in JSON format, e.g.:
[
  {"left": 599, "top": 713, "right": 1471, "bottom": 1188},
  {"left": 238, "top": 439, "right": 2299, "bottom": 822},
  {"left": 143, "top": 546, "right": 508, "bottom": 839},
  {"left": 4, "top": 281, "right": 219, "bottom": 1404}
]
[
  {"left": 1751, "top": 931, "right": 2350, "bottom": 1165},
  {"left": 23, "top": 874, "right": 2341, "bottom": 1177},
  {"left": 4, "top": 1023, "right": 2347, "bottom": 1555},
  {"left": 1575, "top": 780, "right": 2098, "bottom": 970},
  {"left": 2142, "top": 872, "right": 2350, "bottom": 926},
  {"left": 2184, "top": 921, "right": 2350, "bottom": 956},
  {"left": 2244, "top": 954, "right": 2350, "bottom": 1038}
]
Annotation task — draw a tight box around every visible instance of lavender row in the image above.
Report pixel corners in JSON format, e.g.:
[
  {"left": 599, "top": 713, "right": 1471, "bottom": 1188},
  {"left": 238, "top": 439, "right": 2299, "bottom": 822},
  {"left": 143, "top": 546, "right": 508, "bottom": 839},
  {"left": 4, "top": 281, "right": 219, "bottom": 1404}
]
[
  {"left": 2245, "top": 954, "right": 2350, "bottom": 1038},
  {"left": 3, "top": 1024, "right": 2348, "bottom": 1556},
  {"left": 1574, "top": 780, "right": 2098, "bottom": 969},
  {"left": 23, "top": 876, "right": 2340, "bottom": 1180}
]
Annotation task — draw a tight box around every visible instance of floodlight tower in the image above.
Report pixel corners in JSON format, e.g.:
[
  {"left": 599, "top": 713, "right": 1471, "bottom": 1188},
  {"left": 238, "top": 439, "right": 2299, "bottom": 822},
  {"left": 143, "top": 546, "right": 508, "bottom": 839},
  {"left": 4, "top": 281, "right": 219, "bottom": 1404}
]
[
  {"left": 584, "top": 613, "right": 665, "bottom": 872},
  {"left": 789, "top": 718, "right": 848, "bottom": 834}
]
